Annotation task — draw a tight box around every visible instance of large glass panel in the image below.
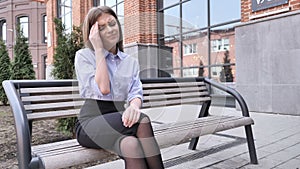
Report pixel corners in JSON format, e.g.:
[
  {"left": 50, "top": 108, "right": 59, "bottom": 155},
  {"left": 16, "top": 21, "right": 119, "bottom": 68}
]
[
  {"left": 106, "top": 0, "right": 117, "bottom": 6},
  {"left": 163, "top": 6, "right": 180, "bottom": 37},
  {"left": 117, "top": 2, "right": 124, "bottom": 33},
  {"left": 210, "top": 0, "right": 241, "bottom": 25},
  {"left": 18, "top": 16, "right": 29, "bottom": 39},
  {"left": 116, "top": 1, "right": 124, "bottom": 17},
  {"left": 0, "top": 20, "right": 6, "bottom": 42},
  {"left": 163, "top": 0, "right": 179, "bottom": 8},
  {"left": 182, "top": 0, "right": 207, "bottom": 32},
  {"left": 163, "top": 35, "right": 181, "bottom": 77},
  {"left": 182, "top": 31, "right": 208, "bottom": 77},
  {"left": 58, "top": 0, "right": 72, "bottom": 34},
  {"left": 106, "top": 0, "right": 116, "bottom": 8},
  {"left": 210, "top": 25, "right": 236, "bottom": 82}
]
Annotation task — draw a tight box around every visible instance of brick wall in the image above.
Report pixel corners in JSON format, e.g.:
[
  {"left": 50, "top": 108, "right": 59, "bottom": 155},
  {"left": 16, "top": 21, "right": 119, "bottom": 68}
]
[
  {"left": 46, "top": 0, "right": 160, "bottom": 66},
  {"left": 46, "top": 0, "right": 92, "bottom": 66},
  {"left": 242, "top": 0, "right": 300, "bottom": 22},
  {"left": 46, "top": 0, "right": 56, "bottom": 65},
  {"left": 124, "top": 0, "right": 157, "bottom": 44}
]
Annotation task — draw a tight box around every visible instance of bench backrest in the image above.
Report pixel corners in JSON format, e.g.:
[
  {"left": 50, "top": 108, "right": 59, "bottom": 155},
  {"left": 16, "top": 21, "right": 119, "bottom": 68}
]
[{"left": 6, "top": 77, "right": 210, "bottom": 121}]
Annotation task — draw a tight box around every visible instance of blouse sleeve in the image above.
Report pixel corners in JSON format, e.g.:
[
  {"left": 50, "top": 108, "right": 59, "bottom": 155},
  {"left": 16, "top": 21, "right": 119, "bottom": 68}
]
[
  {"left": 127, "top": 59, "right": 143, "bottom": 103},
  {"left": 74, "top": 50, "right": 103, "bottom": 99}
]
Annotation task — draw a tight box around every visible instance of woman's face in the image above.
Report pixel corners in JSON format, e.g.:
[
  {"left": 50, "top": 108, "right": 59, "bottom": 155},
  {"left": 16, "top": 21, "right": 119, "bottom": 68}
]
[{"left": 97, "top": 13, "right": 120, "bottom": 52}]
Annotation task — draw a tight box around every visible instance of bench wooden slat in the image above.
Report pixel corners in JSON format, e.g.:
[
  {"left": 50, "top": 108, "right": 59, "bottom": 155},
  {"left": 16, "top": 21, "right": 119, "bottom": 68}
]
[
  {"left": 24, "top": 100, "right": 84, "bottom": 111},
  {"left": 143, "top": 91, "right": 209, "bottom": 101},
  {"left": 143, "top": 86, "right": 207, "bottom": 95},
  {"left": 142, "top": 81, "right": 205, "bottom": 88},
  {"left": 20, "top": 86, "right": 79, "bottom": 94},
  {"left": 36, "top": 147, "right": 111, "bottom": 169},
  {"left": 142, "top": 97, "right": 211, "bottom": 108},
  {"left": 155, "top": 116, "right": 254, "bottom": 148},
  {"left": 22, "top": 94, "right": 82, "bottom": 102},
  {"left": 27, "top": 109, "right": 80, "bottom": 120},
  {"left": 31, "top": 115, "right": 253, "bottom": 169},
  {"left": 154, "top": 116, "right": 249, "bottom": 134}
]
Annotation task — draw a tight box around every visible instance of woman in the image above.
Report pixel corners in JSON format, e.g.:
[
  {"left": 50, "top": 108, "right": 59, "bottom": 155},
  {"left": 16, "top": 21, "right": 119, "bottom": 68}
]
[{"left": 74, "top": 6, "right": 164, "bottom": 169}]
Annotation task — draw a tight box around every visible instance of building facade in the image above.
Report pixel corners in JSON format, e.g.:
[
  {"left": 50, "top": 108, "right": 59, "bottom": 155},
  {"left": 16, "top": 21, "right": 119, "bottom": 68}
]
[
  {"left": 35, "top": 0, "right": 300, "bottom": 115},
  {"left": 0, "top": 0, "right": 47, "bottom": 79},
  {"left": 41, "top": 0, "right": 241, "bottom": 81}
]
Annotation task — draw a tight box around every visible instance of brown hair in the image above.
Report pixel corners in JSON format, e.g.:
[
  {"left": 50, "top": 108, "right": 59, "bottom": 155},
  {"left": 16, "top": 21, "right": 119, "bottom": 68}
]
[{"left": 82, "top": 6, "right": 124, "bottom": 52}]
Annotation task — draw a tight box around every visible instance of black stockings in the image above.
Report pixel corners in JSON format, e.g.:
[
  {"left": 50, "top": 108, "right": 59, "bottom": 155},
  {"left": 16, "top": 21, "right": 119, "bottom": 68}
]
[{"left": 120, "top": 116, "right": 164, "bottom": 169}]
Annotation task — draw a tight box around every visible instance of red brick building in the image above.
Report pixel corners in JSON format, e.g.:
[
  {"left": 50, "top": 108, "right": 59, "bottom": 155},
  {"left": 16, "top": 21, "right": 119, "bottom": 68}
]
[
  {"left": 0, "top": 0, "right": 47, "bottom": 79},
  {"left": 27, "top": 0, "right": 300, "bottom": 84}
]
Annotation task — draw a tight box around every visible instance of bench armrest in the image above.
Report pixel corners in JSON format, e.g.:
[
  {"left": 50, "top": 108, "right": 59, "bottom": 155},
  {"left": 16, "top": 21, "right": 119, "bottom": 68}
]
[
  {"left": 204, "top": 78, "right": 250, "bottom": 117},
  {"left": 2, "top": 80, "right": 32, "bottom": 169}
]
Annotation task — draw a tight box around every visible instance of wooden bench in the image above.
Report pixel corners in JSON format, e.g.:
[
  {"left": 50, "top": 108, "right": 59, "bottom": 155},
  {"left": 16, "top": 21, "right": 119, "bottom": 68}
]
[{"left": 3, "top": 77, "right": 258, "bottom": 169}]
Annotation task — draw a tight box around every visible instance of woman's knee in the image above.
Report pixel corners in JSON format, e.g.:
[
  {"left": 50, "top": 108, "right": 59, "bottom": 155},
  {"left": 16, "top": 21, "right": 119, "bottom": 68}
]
[
  {"left": 140, "top": 113, "right": 150, "bottom": 123},
  {"left": 120, "top": 136, "right": 144, "bottom": 158}
]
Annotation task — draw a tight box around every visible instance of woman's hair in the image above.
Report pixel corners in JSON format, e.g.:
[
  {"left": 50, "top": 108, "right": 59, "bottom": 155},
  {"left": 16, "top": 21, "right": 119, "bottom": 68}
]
[{"left": 82, "top": 6, "right": 124, "bottom": 52}]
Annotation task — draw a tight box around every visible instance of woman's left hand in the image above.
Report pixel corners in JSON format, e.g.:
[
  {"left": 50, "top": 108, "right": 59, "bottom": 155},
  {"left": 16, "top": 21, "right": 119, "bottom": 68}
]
[{"left": 122, "top": 104, "right": 141, "bottom": 128}]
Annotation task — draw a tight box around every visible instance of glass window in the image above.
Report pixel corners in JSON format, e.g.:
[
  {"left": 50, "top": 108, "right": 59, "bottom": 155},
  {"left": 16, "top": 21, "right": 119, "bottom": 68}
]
[
  {"left": 106, "top": 0, "right": 117, "bottom": 8},
  {"left": 210, "top": 0, "right": 241, "bottom": 25},
  {"left": 57, "top": 0, "right": 72, "bottom": 34},
  {"left": 211, "top": 38, "right": 230, "bottom": 52},
  {"left": 158, "top": 0, "right": 240, "bottom": 81},
  {"left": 17, "top": 16, "right": 29, "bottom": 39},
  {"left": 184, "top": 43, "right": 197, "bottom": 55},
  {"left": 0, "top": 20, "right": 6, "bottom": 42},
  {"left": 163, "top": 0, "right": 179, "bottom": 8},
  {"left": 182, "top": 0, "right": 207, "bottom": 32},
  {"left": 163, "top": 6, "right": 180, "bottom": 37},
  {"left": 43, "top": 15, "right": 47, "bottom": 43}
]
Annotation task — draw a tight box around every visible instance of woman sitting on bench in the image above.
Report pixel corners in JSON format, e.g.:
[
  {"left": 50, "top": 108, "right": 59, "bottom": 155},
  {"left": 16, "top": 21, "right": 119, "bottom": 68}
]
[{"left": 74, "top": 6, "right": 164, "bottom": 169}]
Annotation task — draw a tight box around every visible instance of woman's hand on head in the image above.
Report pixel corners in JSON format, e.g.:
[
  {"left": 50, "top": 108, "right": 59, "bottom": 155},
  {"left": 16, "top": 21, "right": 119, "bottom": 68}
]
[
  {"left": 122, "top": 104, "right": 141, "bottom": 128},
  {"left": 89, "top": 22, "right": 104, "bottom": 51}
]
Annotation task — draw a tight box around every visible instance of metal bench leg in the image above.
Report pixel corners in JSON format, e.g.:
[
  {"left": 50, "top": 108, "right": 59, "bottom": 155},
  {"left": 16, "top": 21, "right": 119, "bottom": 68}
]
[
  {"left": 244, "top": 125, "right": 258, "bottom": 164},
  {"left": 188, "top": 137, "right": 199, "bottom": 150},
  {"left": 188, "top": 101, "right": 211, "bottom": 150}
]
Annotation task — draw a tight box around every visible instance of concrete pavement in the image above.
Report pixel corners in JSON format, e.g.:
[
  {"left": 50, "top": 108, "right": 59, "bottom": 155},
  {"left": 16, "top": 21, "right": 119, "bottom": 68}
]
[{"left": 86, "top": 106, "right": 300, "bottom": 169}]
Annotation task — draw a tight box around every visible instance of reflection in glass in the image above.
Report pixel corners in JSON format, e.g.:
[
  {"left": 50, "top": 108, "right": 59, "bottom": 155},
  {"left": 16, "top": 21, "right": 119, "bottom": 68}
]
[
  {"left": 210, "top": 26, "right": 236, "bottom": 81},
  {"left": 18, "top": 16, "right": 29, "bottom": 39},
  {"left": 210, "top": 0, "right": 241, "bottom": 25},
  {"left": 181, "top": 31, "right": 208, "bottom": 77},
  {"left": 106, "top": 0, "right": 117, "bottom": 7},
  {"left": 164, "top": 6, "right": 180, "bottom": 37},
  {"left": 164, "top": 35, "right": 181, "bottom": 77},
  {"left": 163, "top": 0, "right": 179, "bottom": 8},
  {"left": 182, "top": 0, "right": 207, "bottom": 32},
  {"left": 58, "top": 0, "right": 72, "bottom": 34},
  {"left": 158, "top": 0, "right": 239, "bottom": 80}
]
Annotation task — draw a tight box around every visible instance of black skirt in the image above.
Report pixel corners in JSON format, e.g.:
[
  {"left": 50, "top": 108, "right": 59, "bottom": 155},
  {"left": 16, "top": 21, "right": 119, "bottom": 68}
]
[{"left": 75, "top": 99, "right": 147, "bottom": 155}]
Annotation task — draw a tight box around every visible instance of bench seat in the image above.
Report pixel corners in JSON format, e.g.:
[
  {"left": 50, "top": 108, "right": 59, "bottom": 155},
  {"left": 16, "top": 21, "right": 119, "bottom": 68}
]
[
  {"left": 3, "top": 77, "right": 258, "bottom": 169},
  {"left": 31, "top": 115, "right": 253, "bottom": 169}
]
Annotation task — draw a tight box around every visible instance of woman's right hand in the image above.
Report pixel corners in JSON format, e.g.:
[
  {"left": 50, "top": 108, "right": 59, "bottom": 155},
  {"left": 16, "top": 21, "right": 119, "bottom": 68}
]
[{"left": 89, "top": 22, "right": 104, "bottom": 51}]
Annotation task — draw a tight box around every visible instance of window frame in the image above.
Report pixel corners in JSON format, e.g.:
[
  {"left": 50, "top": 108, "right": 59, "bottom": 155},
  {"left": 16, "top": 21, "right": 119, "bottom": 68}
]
[
  {"left": 42, "top": 14, "right": 47, "bottom": 43},
  {"left": 16, "top": 15, "right": 30, "bottom": 41},
  {"left": 0, "top": 19, "right": 6, "bottom": 42}
]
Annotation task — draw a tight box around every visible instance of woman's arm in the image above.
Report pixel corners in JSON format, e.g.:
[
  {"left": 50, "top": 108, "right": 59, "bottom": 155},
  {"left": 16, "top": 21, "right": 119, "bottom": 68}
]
[{"left": 89, "top": 22, "right": 110, "bottom": 95}]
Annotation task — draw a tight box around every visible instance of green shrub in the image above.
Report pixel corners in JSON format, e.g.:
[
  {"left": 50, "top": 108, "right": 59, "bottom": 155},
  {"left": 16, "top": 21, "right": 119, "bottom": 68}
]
[
  {"left": 53, "top": 18, "right": 83, "bottom": 135},
  {"left": 10, "top": 25, "right": 35, "bottom": 80},
  {"left": 0, "top": 39, "right": 11, "bottom": 105}
]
